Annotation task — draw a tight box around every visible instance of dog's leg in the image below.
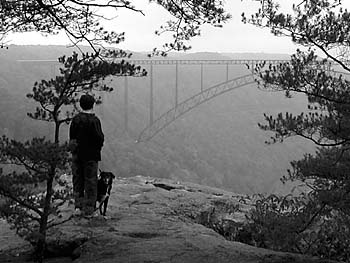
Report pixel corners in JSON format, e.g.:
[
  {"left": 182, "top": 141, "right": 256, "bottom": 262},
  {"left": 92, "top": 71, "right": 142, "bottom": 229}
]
[
  {"left": 99, "top": 203, "right": 104, "bottom": 215},
  {"left": 97, "top": 196, "right": 106, "bottom": 215},
  {"left": 103, "top": 196, "right": 109, "bottom": 216}
]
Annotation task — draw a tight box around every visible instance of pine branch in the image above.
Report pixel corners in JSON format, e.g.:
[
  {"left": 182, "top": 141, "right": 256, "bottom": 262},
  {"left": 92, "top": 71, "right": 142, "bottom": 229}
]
[
  {"left": 67, "top": 0, "right": 145, "bottom": 15},
  {"left": 0, "top": 185, "right": 43, "bottom": 217},
  {"left": 296, "top": 203, "right": 326, "bottom": 235},
  {"left": 35, "top": 0, "right": 99, "bottom": 53},
  {"left": 294, "top": 131, "right": 349, "bottom": 147}
]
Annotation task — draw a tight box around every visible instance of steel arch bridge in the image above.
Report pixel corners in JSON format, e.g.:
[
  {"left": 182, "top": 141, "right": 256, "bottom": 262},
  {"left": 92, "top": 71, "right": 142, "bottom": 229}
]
[
  {"left": 119, "top": 59, "right": 288, "bottom": 143},
  {"left": 131, "top": 59, "right": 337, "bottom": 142},
  {"left": 130, "top": 59, "right": 287, "bottom": 143},
  {"left": 136, "top": 74, "right": 256, "bottom": 142}
]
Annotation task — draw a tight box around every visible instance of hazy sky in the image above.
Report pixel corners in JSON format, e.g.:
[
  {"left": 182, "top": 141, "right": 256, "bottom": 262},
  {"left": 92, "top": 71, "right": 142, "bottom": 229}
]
[{"left": 10, "top": 1, "right": 301, "bottom": 54}]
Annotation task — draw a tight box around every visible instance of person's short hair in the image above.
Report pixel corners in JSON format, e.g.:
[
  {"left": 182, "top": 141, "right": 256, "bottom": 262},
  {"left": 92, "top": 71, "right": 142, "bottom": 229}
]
[{"left": 79, "top": 94, "right": 95, "bottom": 110}]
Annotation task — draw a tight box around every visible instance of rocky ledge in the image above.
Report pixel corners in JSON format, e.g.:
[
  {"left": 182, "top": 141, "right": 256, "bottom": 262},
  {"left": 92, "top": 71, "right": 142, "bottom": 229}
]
[{"left": 0, "top": 176, "right": 336, "bottom": 263}]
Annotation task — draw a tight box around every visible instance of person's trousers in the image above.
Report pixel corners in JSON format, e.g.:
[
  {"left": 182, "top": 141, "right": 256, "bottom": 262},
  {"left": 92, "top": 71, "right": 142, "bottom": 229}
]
[{"left": 71, "top": 155, "right": 98, "bottom": 214}]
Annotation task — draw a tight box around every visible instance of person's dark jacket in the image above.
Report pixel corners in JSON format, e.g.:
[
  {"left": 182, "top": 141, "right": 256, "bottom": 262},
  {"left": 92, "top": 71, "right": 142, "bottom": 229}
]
[{"left": 69, "top": 112, "right": 104, "bottom": 161}]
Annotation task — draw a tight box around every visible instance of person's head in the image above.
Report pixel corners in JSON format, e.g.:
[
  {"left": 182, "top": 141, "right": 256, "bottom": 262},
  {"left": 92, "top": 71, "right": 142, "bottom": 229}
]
[{"left": 79, "top": 94, "right": 95, "bottom": 111}]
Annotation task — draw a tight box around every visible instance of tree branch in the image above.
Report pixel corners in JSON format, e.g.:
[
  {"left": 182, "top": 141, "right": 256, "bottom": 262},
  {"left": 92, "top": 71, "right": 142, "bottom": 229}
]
[
  {"left": 35, "top": 0, "right": 99, "bottom": 53},
  {"left": 296, "top": 203, "right": 327, "bottom": 234},
  {"left": 294, "top": 130, "right": 349, "bottom": 147},
  {"left": 68, "top": 0, "right": 145, "bottom": 15},
  {"left": 0, "top": 185, "right": 43, "bottom": 217}
]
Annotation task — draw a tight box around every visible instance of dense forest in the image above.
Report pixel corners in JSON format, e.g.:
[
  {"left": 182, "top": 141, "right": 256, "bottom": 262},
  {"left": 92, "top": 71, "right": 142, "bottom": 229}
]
[{"left": 0, "top": 45, "right": 314, "bottom": 194}]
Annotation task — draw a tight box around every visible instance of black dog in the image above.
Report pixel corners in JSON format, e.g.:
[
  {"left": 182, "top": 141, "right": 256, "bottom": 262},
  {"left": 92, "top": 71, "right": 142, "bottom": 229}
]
[{"left": 97, "top": 171, "right": 115, "bottom": 216}]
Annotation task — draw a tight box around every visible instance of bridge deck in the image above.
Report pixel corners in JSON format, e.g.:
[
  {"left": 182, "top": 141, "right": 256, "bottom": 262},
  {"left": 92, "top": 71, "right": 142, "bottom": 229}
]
[{"left": 17, "top": 59, "right": 290, "bottom": 65}]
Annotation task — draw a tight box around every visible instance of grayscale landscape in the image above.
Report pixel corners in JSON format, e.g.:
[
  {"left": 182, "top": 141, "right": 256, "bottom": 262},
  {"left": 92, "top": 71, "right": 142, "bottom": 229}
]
[
  {"left": 1, "top": 1, "right": 348, "bottom": 262},
  {"left": 0, "top": 45, "right": 314, "bottom": 195}
]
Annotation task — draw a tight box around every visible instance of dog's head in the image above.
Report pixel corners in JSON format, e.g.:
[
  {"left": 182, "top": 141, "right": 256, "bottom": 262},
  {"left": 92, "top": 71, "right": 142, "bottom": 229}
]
[{"left": 99, "top": 171, "right": 115, "bottom": 186}]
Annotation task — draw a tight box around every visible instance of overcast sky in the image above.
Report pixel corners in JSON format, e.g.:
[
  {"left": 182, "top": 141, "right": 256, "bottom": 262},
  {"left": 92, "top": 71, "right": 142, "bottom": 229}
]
[{"left": 10, "top": 1, "right": 301, "bottom": 54}]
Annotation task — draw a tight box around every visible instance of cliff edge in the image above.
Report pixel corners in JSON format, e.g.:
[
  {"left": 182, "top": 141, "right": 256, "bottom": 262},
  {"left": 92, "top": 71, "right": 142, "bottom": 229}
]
[{"left": 0, "top": 176, "right": 335, "bottom": 263}]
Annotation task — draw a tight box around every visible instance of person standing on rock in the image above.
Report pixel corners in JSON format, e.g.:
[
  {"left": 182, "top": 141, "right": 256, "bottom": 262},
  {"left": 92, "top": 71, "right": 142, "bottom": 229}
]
[{"left": 69, "top": 94, "right": 104, "bottom": 217}]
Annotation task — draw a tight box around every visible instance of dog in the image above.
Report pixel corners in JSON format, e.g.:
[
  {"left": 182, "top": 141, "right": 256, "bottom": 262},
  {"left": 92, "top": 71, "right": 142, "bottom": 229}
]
[{"left": 96, "top": 171, "right": 115, "bottom": 216}]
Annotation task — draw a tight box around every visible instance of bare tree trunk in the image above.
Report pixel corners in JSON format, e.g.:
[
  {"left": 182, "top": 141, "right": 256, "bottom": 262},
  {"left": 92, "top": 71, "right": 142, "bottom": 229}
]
[
  {"left": 54, "top": 122, "right": 60, "bottom": 144},
  {"left": 35, "top": 120, "right": 60, "bottom": 262},
  {"left": 35, "top": 166, "right": 55, "bottom": 262}
]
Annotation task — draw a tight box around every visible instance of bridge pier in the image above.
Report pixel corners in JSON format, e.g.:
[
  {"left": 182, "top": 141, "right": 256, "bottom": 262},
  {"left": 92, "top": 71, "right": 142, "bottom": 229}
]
[
  {"left": 150, "top": 64, "right": 154, "bottom": 125},
  {"left": 124, "top": 76, "right": 128, "bottom": 133},
  {"left": 226, "top": 63, "right": 229, "bottom": 82},
  {"left": 175, "top": 62, "right": 178, "bottom": 107},
  {"left": 200, "top": 63, "right": 204, "bottom": 91},
  {"left": 250, "top": 62, "right": 255, "bottom": 74}
]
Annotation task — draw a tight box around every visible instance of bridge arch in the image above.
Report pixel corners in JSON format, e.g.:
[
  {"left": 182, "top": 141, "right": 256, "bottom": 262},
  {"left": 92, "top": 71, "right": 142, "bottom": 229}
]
[{"left": 137, "top": 74, "right": 256, "bottom": 142}]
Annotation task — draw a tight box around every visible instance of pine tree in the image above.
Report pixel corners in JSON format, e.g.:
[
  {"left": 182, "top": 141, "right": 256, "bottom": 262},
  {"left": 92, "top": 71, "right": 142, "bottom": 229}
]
[
  {"left": 0, "top": 51, "right": 146, "bottom": 262},
  {"left": 240, "top": 1, "right": 350, "bottom": 260}
]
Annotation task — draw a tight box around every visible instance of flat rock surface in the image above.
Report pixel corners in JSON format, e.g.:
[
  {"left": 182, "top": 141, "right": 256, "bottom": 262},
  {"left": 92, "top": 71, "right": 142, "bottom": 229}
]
[{"left": 0, "top": 176, "right": 336, "bottom": 263}]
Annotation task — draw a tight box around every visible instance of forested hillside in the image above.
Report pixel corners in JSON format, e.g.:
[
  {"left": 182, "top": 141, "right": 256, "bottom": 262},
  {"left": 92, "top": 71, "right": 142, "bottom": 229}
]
[{"left": 0, "top": 45, "right": 314, "bottom": 194}]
